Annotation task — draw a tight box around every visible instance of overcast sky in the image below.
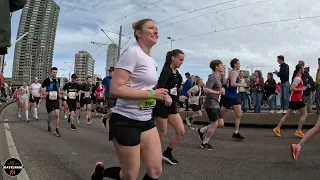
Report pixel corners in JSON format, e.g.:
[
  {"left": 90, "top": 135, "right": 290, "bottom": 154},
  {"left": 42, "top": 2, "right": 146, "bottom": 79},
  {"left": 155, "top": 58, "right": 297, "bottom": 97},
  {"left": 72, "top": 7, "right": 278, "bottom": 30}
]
[{"left": 4, "top": 0, "right": 320, "bottom": 82}]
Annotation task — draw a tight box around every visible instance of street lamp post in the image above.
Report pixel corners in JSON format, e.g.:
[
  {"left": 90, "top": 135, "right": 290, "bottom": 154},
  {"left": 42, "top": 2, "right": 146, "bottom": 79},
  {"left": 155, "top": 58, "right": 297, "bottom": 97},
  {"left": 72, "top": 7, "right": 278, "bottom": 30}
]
[{"left": 167, "top": 37, "right": 174, "bottom": 50}]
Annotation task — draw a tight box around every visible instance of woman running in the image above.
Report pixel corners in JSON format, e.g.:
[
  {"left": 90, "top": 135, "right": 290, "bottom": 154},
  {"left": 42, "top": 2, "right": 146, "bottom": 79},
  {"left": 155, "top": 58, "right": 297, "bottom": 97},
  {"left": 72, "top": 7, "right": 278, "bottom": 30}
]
[
  {"left": 91, "top": 19, "right": 170, "bottom": 180},
  {"left": 153, "top": 49, "right": 184, "bottom": 165},
  {"left": 19, "top": 82, "right": 30, "bottom": 122},
  {"left": 186, "top": 75, "right": 204, "bottom": 129}
]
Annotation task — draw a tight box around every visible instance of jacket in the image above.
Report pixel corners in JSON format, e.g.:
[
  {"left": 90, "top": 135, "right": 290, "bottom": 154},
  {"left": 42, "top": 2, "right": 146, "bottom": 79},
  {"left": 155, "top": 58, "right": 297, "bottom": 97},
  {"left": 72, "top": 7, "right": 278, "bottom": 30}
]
[
  {"left": 102, "top": 76, "right": 112, "bottom": 97},
  {"left": 264, "top": 78, "right": 276, "bottom": 97},
  {"left": 0, "top": 0, "right": 27, "bottom": 54},
  {"left": 276, "top": 62, "right": 289, "bottom": 83},
  {"left": 302, "top": 71, "right": 315, "bottom": 96}
]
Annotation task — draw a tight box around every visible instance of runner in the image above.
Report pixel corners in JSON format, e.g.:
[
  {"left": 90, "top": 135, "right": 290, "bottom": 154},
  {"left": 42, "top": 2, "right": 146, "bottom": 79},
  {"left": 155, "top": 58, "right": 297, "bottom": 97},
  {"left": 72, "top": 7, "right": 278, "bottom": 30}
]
[
  {"left": 91, "top": 18, "right": 170, "bottom": 180},
  {"left": 273, "top": 64, "right": 307, "bottom": 138},
  {"left": 63, "top": 74, "right": 80, "bottom": 131},
  {"left": 186, "top": 75, "right": 204, "bottom": 129},
  {"left": 41, "top": 67, "right": 61, "bottom": 137},
  {"left": 79, "top": 76, "right": 93, "bottom": 125},
  {"left": 101, "top": 67, "right": 116, "bottom": 127},
  {"left": 61, "top": 78, "right": 69, "bottom": 121},
  {"left": 95, "top": 82, "right": 106, "bottom": 114},
  {"left": 221, "top": 58, "right": 247, "bottom": 140},
  {"left": 196, "top": 60, "right": 225, "bottom": 150},
  {"left": 153, "top": 49, "right": 184, "bottom": 165},
  {"left": 13, "top": 88, "right": 22, "bottom": 118},
  {"left": 29, "top": 77, "right": 41, "bottom": 121},
  {"left": 19, "top": 82, "right": 30, "bottom": 122}
]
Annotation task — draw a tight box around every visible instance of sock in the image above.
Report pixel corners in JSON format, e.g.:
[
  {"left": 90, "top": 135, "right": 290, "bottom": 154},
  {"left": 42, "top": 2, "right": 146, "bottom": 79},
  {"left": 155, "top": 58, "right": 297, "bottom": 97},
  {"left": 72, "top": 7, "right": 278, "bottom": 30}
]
[
  {"left": 25, "top": 110, "right": 28, "bottom": 119},
  {"left": 203, "top": 137, "right": 210, "bottom": 144},
  {"left": 165, "top": 147, "right": 173, "bottom": 154},
  {"left": 297, "top": 144, "right": 301, "bottom": 150},
  {"left": 200, "top": 126, "right": 208, "bottom": 133},
  {"left": 234, "top": 130, "right": 239, "bottom": 134},
  {"left": 103, "top": 167, "right": 121, "bottom": 179},
  {"left": 34, "top": 108, "right": 38, "bottom": 118},
  {"left": 143, "top": 173, "right": 158, "bottom": 180}
]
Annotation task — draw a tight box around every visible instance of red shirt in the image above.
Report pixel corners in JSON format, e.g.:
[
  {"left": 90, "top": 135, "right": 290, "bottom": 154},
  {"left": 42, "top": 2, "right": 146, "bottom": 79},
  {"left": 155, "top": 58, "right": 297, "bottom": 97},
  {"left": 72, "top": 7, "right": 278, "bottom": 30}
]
[
  {"left": 95, "top": 87, "right": 106, "bottom": 100},
  {"left": 289, "top": 74, "right": 303, "bottom": 102}
]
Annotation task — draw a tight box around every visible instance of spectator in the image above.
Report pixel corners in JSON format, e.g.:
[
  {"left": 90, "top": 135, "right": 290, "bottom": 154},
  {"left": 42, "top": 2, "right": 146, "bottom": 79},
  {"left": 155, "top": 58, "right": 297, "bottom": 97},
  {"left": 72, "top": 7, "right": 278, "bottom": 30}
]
[
  {"left": 251, "top": 70, "right": 264, "bottom": 113},
  {"left": 180, "top": 72, "right": 192, "bottom": 111},
  {"left": 273, "top": 55, "right": 290, "bottom": 114},
  {"left": 264, "top": 73, "right": 277, "bottom": 113},
  {"left": 238, "top": 71, "right": 248, "bottom": 112},
  {"left": 298, "top": 63, "right": 315, "bottom": 113}
]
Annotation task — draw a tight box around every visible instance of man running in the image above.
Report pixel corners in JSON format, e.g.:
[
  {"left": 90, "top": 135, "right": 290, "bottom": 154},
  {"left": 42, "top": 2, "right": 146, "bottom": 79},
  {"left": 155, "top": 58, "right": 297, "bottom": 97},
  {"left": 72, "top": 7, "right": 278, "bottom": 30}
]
[
  {"left": 197, "top": 60, "right": 225, "bottom": 150},
  {"left": 29, "top": 77, "right": 41, "bottom": 120},
  {"left": 101, "top": 67, "right": 116, "bottom": 127},
  {"left": 221, "top": 58, "right": 247, "bottom": 140},
  {"left": 79, "top": 76, "right": 93, "bottom": 125},
  {"left": 95, "top": 82, "right": 106, "bottom": 114},
  {"left": 273, "top": 64, "right": 307, "bottom": 138},
  {"left": 41, "top": 67, "right": 61, "bottom": 137},
  {"left": 63, "top": 74, "right": 80, "bottom": 131}
]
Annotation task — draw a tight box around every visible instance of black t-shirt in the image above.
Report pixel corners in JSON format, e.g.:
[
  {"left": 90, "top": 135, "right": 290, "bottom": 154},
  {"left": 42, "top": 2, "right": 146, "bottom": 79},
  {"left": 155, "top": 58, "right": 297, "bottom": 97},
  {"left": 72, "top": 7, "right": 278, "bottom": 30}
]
[
  {"left": 81, "top": 83, "right": 91, "bottom": 99},
  {"left": 41, "top": 77, "right": 60, "bottom": 100},
  {"left": 63, "top": 82, "right": 80, "bottom": 100},
  {"left": 157, "top": 67, "right": 182, "bottom": 101}
]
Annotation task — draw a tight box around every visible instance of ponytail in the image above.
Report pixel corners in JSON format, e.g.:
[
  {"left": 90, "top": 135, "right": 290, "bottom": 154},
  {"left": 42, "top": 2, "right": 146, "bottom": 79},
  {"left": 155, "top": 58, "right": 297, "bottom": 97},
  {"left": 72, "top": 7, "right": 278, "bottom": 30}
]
[
  {"left": 292, "top": 64, "right": 303, "bottom": 83},
  {"left": 162, "top": 49, "right": 184, "bottom": 70}
]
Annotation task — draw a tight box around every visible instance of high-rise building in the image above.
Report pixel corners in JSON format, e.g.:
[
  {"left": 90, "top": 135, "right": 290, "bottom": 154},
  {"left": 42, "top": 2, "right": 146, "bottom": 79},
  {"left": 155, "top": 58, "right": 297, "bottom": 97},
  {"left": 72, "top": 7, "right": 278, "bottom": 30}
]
[
  {"left": 106, "top": 44, "right": 118, "bottom": 76},
  {"left": 74, "top": 51, "right": 94, "bottom": 82},
  {"left": 12, "top": 0, "right": 60, "bottom": 86}
]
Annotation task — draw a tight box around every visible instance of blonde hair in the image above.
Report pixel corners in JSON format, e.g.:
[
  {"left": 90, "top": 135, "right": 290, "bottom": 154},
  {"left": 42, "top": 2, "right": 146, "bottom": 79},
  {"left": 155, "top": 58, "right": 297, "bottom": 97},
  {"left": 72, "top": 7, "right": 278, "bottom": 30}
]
[{"left": 132, "top": 19, "right": 155, "bottom": 41}]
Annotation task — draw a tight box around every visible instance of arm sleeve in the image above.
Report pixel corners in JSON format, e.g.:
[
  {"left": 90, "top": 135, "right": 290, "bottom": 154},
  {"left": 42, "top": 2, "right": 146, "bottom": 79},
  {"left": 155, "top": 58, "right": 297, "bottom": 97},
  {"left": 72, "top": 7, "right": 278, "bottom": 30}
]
[
  {"left": 157, "top": 68, "right": 170, "bottom": 88},
  {"left": 292, "top": 77, "right": 301, "bottom": 85},
  {"left": 116, "top": 48, "right": 138, "bottom": 73}
]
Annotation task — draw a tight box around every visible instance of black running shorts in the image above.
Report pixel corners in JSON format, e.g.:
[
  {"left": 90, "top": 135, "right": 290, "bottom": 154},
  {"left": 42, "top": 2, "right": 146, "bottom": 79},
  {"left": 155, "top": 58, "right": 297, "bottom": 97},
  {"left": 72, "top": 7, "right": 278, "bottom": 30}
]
[
  {"left": 152, "top": 101, "right": 178, "bottom": 119},
  {"left": 221, "top": 97, "right": 240, "bottom": 109},
  {"left": 96, "top": 99, "right": 104, "bottom": 104},
  {"left": 67, "top": 99, "right": 77, "bottom": 112},
  {"left": 30, "top": 97, "right": 41, "bottom": 104},
  {"left": 46, "top": 100, "right": 60, "bottom": 113},
  {"left": 205, "top": 108, "right": 223, "bottom": 122},
  {"left": 80, "top": 98, "right": 92, "bottom": 107},
  {"left": 289, "top": 101, "right": 305, "bottom": 111},
  {"left": 109, "top": 113, "right": 156, "bottom": 146},
  {"left": 190, "top": 104, "right": 201, "bottom": 112}
]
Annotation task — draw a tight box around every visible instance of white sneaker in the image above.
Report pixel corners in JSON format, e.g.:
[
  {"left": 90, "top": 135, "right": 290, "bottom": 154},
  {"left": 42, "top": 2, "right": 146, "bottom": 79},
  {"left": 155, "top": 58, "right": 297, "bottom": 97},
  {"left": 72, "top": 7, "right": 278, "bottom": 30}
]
[
  {"left": 270, "top": 110, "right": 274, "bottom": 113},
  {"left": 277, "top": 110, "right": 283, "bottom": 114},
  {"left": 86, "top": 121, "right": 93, "bottom": 125},
  {"left": 18, "top": 114, "right": 21, "bottom": 118},
  {"left": 283, "top": 110, "right": 287, "bottom": 114}
]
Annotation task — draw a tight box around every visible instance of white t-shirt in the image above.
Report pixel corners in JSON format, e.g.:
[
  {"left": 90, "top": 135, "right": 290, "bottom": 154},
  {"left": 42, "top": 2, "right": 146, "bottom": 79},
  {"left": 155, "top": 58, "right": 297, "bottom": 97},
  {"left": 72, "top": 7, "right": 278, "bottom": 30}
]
[
  {"left": 30, "top": 83, "right": 41, "bottom": 97},
  {"left": 112, "top": 45, "right": 158, "bottom": 121},
  {"left": 189, "top": 85, "right": 201, "bottom": 105}
]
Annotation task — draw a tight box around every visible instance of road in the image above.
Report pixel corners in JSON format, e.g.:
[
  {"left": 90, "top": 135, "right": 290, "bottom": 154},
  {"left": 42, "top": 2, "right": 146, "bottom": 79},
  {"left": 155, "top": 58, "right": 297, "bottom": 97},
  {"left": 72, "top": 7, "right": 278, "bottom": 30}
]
[{"left": 0, "top": 103, "right": 320, "bottom": 180}]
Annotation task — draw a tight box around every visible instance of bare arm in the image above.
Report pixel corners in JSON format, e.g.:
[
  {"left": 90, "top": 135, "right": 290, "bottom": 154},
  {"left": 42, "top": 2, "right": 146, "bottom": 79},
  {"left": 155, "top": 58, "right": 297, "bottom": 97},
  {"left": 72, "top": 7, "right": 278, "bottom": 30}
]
[
  {"left": 203, "top": 87, "right": 221, "bottom": 95},
  {"left": 110, "top": 69, "right": 153, "bottom": 100},
  {"left": 290, "top": 77, "right": 304, "bottom": 92}
]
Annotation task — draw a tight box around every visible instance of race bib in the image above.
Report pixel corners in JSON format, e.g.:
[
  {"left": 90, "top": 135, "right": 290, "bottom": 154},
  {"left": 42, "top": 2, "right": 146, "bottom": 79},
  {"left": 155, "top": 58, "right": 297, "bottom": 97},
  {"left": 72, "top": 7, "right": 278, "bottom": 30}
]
[
  {"left": 218, "top": 95, "right": 221, "bottom": 102},
  {"left": 139, "top": 99, "right": 156, "bottom": 110},
  {"left": 190, "top": 97, "right": 198, "bottom": 104},
  {"left": 32, "top": 91, "right": 40, "bottom": 97},
  {"left": 49, "top": 91, "right": 57, "bottom": 100},
  {"left": 69, "top": 92, "right": 76, "bottom": 99},
  {"left": 170, "top": 87, "right": 177, "bottom": 96},
  {"left": 99, "top": 92, "right": 104, "bottom": 98},
  {"left": 84, "top": 92, "right": 90, "bottom": 98}
]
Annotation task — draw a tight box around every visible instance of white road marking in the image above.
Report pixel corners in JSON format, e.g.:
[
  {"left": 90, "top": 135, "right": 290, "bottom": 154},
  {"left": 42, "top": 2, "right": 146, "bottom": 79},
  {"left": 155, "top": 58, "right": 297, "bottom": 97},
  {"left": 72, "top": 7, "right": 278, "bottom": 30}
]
[{"left": 2, "top": 106, "right": 30, "bottom": 180}]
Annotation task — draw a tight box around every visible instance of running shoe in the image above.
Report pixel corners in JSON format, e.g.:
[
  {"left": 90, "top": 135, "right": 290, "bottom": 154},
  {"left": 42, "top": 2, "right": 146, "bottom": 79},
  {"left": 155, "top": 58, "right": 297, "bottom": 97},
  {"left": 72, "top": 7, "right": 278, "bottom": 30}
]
[
  {"left": 48, "top": 126, "right": 52, "bottom": 134},
  {"left": 36, "top": 117, "right": 39, "bottom": 121},
  {"left": 55, "top": 128, "right": 61, "bottom": 137},
  {"left": 68, "top": 114, "right": 70, "bottom": 123},
  {"left": 200, "top": 143, "right": 213, "bottom": 150},
  {"left": 232, "top": 132, "right": 244, "bottom": 140},
  {"left": 87, "top": 121, "right": 93, "bottom": 125},
  {"left": 162, "top": 151, "right": 178, "bottom": 165},
  {"left": 91, "top": 162, "right": 104, "bottom": 180},
  {"left": 71, "top": 124, "right": 76, "bottom": 131},
  {"left": 18, "top": 114, "right": 21, "bottom": 118},
  {"left": 197, "top": 128, "right": 204, "bottom": 141},
  {"left": 273, "top": 128, "right": 281, "bottom": 137},
  {"left": 26, "top": 119, "right": 30, "bottom": 122},
  {"left": 291, "top": 144, "right": 300, "bottom": 160},
  {"left": 295, "top": 130, "right": 304, "bottom": 138}
]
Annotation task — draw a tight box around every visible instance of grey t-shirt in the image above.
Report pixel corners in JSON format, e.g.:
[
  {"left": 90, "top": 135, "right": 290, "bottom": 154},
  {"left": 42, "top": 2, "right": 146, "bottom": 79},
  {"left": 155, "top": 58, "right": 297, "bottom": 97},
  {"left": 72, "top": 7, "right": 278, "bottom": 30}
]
[{"left": 204, "top": 73, "right": 222, "bottom": 109}]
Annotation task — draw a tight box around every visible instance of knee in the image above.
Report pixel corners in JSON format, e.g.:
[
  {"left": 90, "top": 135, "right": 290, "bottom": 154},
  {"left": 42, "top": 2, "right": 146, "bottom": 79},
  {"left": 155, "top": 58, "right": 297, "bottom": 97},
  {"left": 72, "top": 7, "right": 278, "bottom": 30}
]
[
  {"left": 158, "top": 129, "right": 167, "bottom": 137},
  {"left": 176, "top": 128, "right": 185, "bottom": 138},
  {"left": 235, "top": 112, "right": 242, "bottom": 118}
]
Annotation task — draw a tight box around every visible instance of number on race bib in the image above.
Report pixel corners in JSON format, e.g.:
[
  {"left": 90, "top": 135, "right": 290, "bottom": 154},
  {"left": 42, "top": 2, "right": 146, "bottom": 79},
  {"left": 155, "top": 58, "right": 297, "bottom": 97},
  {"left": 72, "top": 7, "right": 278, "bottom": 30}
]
[
  {"left": 170, "top": 87, "right": 177, "bottom": 96},
  {"left": 139, "top": 99, "right": 156, "bottom": 110},
  {"left": 99, "top": 92, "right": 104, "bottom": 98},
  {"left": 69, "top": 92, "right": 76, "bottom": 99},
  {"left": 85, "top": 92, "right": 90, "bottom": 98},
  {"left": 49, "top": 91, "right": 57, "bottom": 100}
]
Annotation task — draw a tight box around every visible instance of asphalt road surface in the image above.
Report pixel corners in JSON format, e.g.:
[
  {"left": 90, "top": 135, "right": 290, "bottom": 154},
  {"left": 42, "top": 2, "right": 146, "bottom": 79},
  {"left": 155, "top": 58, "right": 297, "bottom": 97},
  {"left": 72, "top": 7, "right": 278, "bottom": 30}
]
[{"left": 0, "top": 103, "right": 320, "bottom": 180}]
